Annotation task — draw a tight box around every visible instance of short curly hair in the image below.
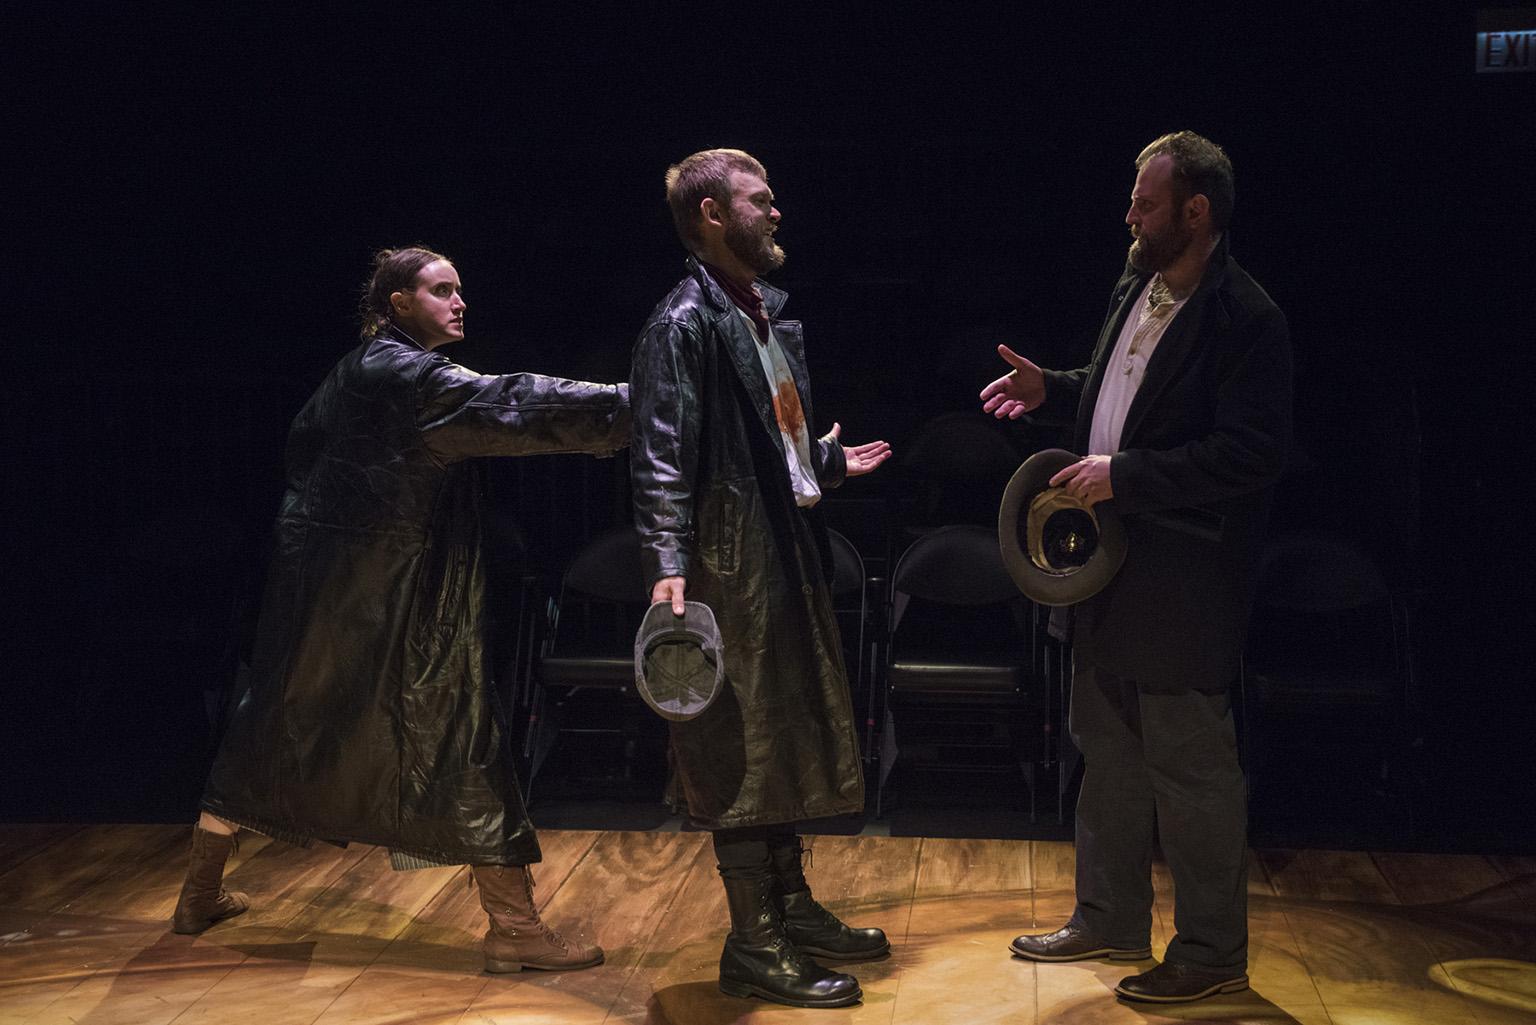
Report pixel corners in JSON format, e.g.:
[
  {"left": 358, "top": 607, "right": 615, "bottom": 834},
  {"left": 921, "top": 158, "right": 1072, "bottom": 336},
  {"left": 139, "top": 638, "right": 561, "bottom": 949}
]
[{"left": 1136, "top": 131, "right": 1234, "bottom": 232}]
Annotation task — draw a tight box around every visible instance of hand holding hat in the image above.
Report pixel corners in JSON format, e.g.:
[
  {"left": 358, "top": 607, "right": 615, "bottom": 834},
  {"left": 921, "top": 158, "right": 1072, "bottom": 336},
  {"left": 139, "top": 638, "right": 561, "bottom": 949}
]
[
  {"left": 1049, "top": 454, "right": 1114, "bottom": 506},
  {"left": 998, "top": 449, "right": 1128, "bottom": 607},
  {"left": 634, "top": 599, "right": 725, "bottom": 722},
  {"left": 652, "top": 576, "right": 687, "bottom": 616}
]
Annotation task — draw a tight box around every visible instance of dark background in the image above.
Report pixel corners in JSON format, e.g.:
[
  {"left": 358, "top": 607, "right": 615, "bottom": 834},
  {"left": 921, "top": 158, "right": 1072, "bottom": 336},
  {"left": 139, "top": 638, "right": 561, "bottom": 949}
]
[{"left": 6, "top": 5, "right": 1533, "bottom": 847}]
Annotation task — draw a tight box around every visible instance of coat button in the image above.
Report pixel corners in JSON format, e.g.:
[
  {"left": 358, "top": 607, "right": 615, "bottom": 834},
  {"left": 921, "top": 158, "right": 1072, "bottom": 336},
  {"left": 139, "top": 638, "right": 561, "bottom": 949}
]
[{"left": 802, "top": 584, "right": 814, "bottom": 596}]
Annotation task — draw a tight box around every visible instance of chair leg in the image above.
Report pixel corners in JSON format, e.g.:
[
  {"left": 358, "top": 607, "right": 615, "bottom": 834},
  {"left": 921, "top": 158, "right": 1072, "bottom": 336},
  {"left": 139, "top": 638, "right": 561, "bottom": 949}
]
[{"left": 522, "top": 681, "right": 544, "bottom": 760}]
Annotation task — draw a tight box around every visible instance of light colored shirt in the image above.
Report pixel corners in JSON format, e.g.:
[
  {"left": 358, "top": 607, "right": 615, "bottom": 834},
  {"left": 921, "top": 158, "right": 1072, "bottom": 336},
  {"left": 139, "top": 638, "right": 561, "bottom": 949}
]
[
  {"left": 737, "top": 307, "right": 821, "bottom": 508},
  {"left": 1088, "top": 275, "right": 1189, "bottom": 455}
]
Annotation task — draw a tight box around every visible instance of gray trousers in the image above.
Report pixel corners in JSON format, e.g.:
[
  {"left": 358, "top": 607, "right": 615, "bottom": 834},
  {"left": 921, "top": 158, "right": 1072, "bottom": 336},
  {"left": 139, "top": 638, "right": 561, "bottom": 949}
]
[{"left": 1067, "top": 659, "right": 1248, "bottom": 971}]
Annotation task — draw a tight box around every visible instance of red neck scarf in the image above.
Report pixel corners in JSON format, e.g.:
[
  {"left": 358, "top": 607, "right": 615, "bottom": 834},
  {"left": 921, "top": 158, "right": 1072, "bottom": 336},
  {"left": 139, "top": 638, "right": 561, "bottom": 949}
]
[{"left": 702, "top": 262, "right": 771, "bottom": 345}]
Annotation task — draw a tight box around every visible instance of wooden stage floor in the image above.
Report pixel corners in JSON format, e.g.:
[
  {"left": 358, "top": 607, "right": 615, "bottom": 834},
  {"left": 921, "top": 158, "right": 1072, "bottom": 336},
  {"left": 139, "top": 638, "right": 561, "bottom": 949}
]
[{"left": 1, "top": 825, "right": 1533, "bottom": 1024}]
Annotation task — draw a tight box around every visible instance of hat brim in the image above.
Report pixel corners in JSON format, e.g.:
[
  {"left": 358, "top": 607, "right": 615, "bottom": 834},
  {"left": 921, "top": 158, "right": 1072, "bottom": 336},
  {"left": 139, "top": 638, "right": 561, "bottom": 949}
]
[
  {"left": 633, "top": 600, "right": 725, "bottom": 721},
  {"left": 998, "top": 448, "right": 1127, "bottom": 607}
]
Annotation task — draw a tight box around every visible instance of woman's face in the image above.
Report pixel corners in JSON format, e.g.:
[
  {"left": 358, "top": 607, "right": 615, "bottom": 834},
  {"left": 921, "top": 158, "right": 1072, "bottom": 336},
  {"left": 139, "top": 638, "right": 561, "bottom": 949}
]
[{"left": 391, "top": 259, "right": 466, "bottom": 349}]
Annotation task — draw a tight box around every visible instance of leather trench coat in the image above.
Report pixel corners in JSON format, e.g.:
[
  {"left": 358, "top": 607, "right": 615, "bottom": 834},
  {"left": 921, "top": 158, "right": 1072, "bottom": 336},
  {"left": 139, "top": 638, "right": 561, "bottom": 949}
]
[
  {"left": 630, "top": 259, "right": 864, "bottom": 829},
  {"left": 203, "top": 328, "right": 630, "bottom": 866}
]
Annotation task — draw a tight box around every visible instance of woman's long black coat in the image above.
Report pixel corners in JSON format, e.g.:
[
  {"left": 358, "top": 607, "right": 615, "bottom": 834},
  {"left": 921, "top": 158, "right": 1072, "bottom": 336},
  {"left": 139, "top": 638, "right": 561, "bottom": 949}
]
[
  {"left": 203, "top": 329, "right": 629, "bottom": 866},
  {"left": 630, "top": 261, "right": 863, "bottom": 830}
]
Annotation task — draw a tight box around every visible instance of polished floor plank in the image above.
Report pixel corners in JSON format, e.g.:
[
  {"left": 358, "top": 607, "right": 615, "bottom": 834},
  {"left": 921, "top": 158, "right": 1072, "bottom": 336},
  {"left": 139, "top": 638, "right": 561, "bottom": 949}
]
[
  {"left": 1023, "top": 837, "right": 1135, "bottom": 1025},
  {"left": 1258, "top": 849, "right": 1486, "bottom": 1025},
  {"left": 0, "top": 825, "right": 199, "bottom": 1025},
  {"left": 0, "top": 825, "right": 85, "bottom": 878},
  {"left": 1029, "top": 839, "right": 1075, "bottom": 896},
  {"left": 456, "top": 829, "right": 704, "bottom": 1025},
  {"left": 600, "top": 832, "right": 730, "bottom": 1024},
  {"left": 1371, "top": 851, "right": 1507, "bottom": 905},
  {"left": 1029, "top": 844, "right": 1147, "bottom": 1025},
  {"left": 163, "top": 846, "right": 459, "bottom": 1025},
  {"left": 1234, "top": 856, "right": 1336, "bottom": 1024},
  {"left": 33, "top": 834, "right": 380, "bottom": 1025},
  {"left": 132, "top": 835, "right": 445, "bottom": 1025},
  {"left": 309, "top": 831, "right": 606, "bottom": 1025},
  {"left": 1487, "top": 854, "right": 1536, "bottom": 881},
  {"left": 1, "top": 827, "right": 1531, "bottom": 1025},
  {"left": 0, "top": 824, "right": 185, "bottom": 914},
  {"left": 1373, "top": 852, "right": 1536, "bottom": 1023},
  {"left": 892, "top": 837, "right": 1034, "bottom": 1025},
  {"left": 911, "top": 835, "right": 1032, "bottom": 900},
  {"left": 1259, "top": 849, "right": 1398, "bottom": 906}
]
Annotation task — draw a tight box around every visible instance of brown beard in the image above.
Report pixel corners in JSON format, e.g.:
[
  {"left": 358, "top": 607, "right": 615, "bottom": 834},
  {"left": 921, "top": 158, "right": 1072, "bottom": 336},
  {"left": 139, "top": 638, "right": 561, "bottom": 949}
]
[
  {"left": 1128, "top": 217, "right": 1194, "bottom": 273},
  {"left": 725, "top": 215, "right": 785, "bottom": 274}
]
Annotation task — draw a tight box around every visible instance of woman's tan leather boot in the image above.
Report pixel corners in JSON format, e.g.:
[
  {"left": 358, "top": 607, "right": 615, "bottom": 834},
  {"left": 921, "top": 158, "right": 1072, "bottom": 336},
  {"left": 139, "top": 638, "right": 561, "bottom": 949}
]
[
  {"left": 171, "top": 827, "right": 251, "bottom": 934},
  {"left": 470, "top": 865, "right": 603, "bottom": 973}
]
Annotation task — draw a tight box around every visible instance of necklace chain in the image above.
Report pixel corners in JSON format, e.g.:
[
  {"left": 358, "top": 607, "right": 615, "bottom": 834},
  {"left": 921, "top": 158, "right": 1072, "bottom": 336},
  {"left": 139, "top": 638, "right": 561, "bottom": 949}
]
[{"left": 1123, "top": 276, "right": 1182, "bottom": 376}]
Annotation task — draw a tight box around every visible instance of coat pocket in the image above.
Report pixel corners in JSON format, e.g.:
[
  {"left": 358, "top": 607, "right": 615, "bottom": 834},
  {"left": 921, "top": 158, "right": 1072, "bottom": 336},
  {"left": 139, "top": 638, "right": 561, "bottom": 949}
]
[
  {"left": 703, "top": 483, "right": 743, "bottom": 577},
  {"left": 414, "top": 540, "right": 466, "bottom": 642}
]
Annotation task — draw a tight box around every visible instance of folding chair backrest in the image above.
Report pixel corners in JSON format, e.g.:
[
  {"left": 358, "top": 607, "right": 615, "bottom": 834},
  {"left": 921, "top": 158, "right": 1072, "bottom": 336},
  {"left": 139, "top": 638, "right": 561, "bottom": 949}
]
[
  {"left": 828, "top": 528, "right": 865, "bottom": 598},
  {"left": 564, "top": 526, "right": 649, "bottom": 604},
  {"left": 892, "top": 524, "right": 1018, "bottom": 607},
  {"left": 1255, "top": 531, "right": 1391, "bottom": 613}
]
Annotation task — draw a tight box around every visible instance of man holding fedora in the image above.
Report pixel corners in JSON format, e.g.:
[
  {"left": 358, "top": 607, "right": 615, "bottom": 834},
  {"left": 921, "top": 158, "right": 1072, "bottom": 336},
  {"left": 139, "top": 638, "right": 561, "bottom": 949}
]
[
  {"left": 981, "top": 131, "right": 1293, "bottom": 1003},
  {"left": 630, "top": 148, "right": 892, "bottom": 1009}
]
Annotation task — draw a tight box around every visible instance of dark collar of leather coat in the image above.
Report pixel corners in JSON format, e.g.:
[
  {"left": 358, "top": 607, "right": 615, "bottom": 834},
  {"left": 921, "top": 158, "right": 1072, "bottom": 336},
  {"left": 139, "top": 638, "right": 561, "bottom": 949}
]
[{"left": 687, "top": 255, "right": 789, "bottom": 320}]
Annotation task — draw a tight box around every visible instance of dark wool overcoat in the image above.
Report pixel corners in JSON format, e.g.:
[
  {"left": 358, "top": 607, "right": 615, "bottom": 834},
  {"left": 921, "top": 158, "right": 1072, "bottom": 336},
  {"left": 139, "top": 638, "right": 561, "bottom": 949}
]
[
  {"left": 630, "top": 260, "right": 863, "bottom": 829},
  {"left": 203, "top": 327, "right": 629, "bottom": 865},
  {"left": 1043, "top": 236, "right": 1294, "bottom": 690}
]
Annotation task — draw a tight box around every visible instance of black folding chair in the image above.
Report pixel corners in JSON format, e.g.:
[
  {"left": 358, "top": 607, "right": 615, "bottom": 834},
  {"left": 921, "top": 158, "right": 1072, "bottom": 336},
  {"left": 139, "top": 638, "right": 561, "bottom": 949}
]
[
  {"left": 824, "top": 529, "right": 881, "bottom": 773},
  {"left": 890, "top": 412, "right": 1024, "bottom": 544},
  {"left": 1239, "top": 529, "right": 1422, "bottom": 827},
  {"left": 877, "top": 524, "right": 1045, "bottom": 819},
  {"left": 522, "top": 525, "right": 652, "bottom": 802}
]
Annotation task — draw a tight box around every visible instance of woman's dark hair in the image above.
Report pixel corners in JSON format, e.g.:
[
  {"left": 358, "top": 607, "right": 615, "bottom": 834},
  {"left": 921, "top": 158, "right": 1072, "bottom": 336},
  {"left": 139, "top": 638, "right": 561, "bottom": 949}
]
[{"left": 358, "top": 246, "right": 450, "bottom": 340}]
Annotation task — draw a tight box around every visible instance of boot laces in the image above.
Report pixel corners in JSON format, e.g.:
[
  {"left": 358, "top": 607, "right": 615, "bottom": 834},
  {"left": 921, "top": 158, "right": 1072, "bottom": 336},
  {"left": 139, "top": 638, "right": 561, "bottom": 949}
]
[
  {"left": 521, "top": 868, "right": 566, "bottom": 947},
  {"left": 494, "top": 904, "right": 566, "bottom": 946}
]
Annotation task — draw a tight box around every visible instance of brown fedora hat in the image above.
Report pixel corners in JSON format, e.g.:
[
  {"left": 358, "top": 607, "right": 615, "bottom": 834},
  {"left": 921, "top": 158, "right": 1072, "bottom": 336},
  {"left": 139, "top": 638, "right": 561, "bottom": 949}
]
[{"left": 998, "top": 448, "right": 1127, "bottom": 607}]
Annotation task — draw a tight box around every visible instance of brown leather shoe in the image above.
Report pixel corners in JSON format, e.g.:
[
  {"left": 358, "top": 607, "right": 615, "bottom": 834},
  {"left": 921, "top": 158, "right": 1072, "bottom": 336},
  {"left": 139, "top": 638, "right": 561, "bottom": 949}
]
[
  {"left": 471, "top": 865, "right": 603, "bottom": 973},
  {"left": 1008, "top": 920, "right": 1151, "bottom": 962},
  {"left": 171, "top": 827, "right": 251, "bottom": 934},
  {"left": 1116, "top": 960, "right": 1249, "bottom": 1003}
]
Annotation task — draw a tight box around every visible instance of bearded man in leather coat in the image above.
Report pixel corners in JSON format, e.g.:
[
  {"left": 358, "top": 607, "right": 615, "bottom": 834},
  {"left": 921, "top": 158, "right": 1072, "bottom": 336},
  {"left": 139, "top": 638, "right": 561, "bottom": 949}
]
[
  {"left": 172, "top": 247, "right": 629, "bottom": 975},
  {"left": 630, "top": 149, "right": 893, "bottom": 1009}
]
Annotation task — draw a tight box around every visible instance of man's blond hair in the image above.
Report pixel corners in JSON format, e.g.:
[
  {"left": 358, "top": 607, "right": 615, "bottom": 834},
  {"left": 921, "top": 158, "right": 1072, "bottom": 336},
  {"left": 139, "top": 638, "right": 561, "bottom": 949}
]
[{"left": 664, "top": 149, "right": 768, "bottom": 251}]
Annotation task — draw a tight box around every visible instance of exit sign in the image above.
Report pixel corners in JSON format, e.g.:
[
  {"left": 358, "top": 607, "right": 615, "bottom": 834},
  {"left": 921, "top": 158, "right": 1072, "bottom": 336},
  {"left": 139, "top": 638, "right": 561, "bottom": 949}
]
[{"left": 1478, "top": 8, "right": 1536, "bottom": 71}]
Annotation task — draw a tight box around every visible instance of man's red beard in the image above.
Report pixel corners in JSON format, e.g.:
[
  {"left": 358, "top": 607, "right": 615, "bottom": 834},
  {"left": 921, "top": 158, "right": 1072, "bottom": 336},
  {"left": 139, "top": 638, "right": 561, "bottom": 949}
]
[{"left": 725, "top": 216, "right": 786, "bottom": 275}]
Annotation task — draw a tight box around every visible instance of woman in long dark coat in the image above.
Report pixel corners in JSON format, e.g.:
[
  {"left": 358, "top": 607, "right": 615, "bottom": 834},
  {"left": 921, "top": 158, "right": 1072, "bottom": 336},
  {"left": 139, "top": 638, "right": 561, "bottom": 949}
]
[{"left": 173, "top": 247, "right": 630, "bottom": 974}]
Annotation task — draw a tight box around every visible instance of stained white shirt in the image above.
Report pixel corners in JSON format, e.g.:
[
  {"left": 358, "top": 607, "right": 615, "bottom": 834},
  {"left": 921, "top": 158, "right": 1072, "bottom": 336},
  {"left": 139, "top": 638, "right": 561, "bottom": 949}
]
[
  {"left": 737, "top": 307, "right": 821, "bottom": 508},
  {"left": 1088, "top": 276, "right": 1189, "bottom": 455}
]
